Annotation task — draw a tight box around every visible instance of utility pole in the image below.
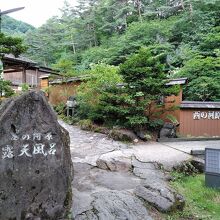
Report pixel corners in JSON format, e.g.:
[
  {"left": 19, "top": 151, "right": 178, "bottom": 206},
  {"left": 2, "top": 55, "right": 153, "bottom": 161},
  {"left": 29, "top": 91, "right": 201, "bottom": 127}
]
[{"left": 0, "top": 7, "right": 25, "bottom": 33}]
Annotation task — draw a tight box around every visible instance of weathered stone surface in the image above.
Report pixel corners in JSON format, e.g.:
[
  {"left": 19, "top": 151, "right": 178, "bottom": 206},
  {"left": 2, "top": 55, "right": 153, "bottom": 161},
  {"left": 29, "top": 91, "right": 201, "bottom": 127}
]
[
  {"left": 159, "top": 122, "right": 177, "bottom": 138},
  {"left": 75, "top": 191, "right": 153, "bottom": 220},
  {"left": 109, "top": 129, "right": 137, "bottom": 142},
  {"left": 59, "top": 120, "right": 188, "bottom": 218},
  {"left": 132, "top": 157, "right": 184, "bottom": 213},
  {"left": 0, "top": 92, "right": 72, "bottom": 220},
  {"left": 134, "top": 179, "right": 185, "bottom": 213},
  {"left": 134, "top": 129, "right": 152, "bottom": 141},
  {"left": 132, "top": 157, "right": 165, "bottom": 180},
  {"left": 96, "top": 150, "right": 133, "bottom": 172}
]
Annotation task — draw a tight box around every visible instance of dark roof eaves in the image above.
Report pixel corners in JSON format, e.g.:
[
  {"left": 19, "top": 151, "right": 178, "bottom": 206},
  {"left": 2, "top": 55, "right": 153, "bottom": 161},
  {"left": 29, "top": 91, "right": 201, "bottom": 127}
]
[{"left": 181, "top": 101, "right": 220, "bottom": 109}]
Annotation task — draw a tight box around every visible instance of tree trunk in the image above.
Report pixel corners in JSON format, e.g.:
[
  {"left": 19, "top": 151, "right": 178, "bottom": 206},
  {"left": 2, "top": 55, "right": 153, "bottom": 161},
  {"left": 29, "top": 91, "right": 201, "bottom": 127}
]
[
  {"left": 137, "top": 0, "right": 143, "bottom": 22},
  {"left": 189, "top": 0, "right": 193, "bottom": 20},
  {"left": 181, "top": 0, "right": 185, "bottom": 10}
]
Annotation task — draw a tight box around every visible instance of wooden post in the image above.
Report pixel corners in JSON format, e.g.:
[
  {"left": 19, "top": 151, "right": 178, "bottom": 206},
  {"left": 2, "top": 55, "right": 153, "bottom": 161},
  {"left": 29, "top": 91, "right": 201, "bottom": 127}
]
[
  {"left": 36, "top": 68, "right": 39, "bottom": 88},
  {"left": 22, "top": 68, "right": 26, "bottom": 84}
]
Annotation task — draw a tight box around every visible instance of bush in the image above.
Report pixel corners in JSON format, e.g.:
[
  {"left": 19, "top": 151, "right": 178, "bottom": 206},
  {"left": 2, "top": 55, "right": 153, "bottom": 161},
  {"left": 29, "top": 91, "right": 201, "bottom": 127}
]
[
  {"left": 54, "top": 102, "right": 66, "bottom": 115},
  {"left": 98, "top": 46, "right": 179, "bottom": 130},
  {"left": 76, "top": 63, "right": 122, "bottom": 121},
  {"left": 0, "top": 79, "right": 14, "bottom": 98},
  {"left": 21, "top": 83, "right": 29, "bottom": 92},
  {"left": 78, "top": 119, "right": 94, "bottom": 131}
]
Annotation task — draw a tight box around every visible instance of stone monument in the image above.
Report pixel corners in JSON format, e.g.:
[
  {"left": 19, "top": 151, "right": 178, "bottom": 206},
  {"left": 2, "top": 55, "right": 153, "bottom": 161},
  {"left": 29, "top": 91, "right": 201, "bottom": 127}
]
[{"left": 0, "top": 91, "right": 73, "bottom": 220}]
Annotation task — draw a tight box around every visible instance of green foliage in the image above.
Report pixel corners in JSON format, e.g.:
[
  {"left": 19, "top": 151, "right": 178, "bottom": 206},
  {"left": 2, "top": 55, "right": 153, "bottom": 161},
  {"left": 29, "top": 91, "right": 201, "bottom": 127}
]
[
  {"left": 173, "top": 161, "right": 199, "bottom": 177},
  {"left": 60, "top": 115, "right": 79, "bottom": 125},
  {"left": 54, "top": 102, "right": 66, "bottom": 115},
  {"left": 2, "top": 15, "right": 35, "bottom": 37},
  {"left": 0, "top": 33, "right": 27, "bottom": 56},
  {"left": 166, "top": 114, "right": 179, "bottom": 125},
  {"left": 79, "top": 18, "right": 176, "bottom": 67},
  {"left": 52, "top": 56, "right": 77, "bottom": 78},
  {"left": 77, "top": 63, "right": 122, "bottom": 121},
  {"left": 78, "top": 119, "right": 94, "bottom": 131},
  {"left": 186, "top": 76, "right": 220, "bottom": 101},
  {"left": 21, "top": 83, "right": 29, "bottom": 92},
  {"left": 98, "top": 46, "right": 179, "bottom": 129},
  {"left": 0, "top": 78, "right": 14, "bottom": 97},
  {"left": 176, "top": 55, "right": 220, "bottom": 101},
  {"left": 15, "top": 0, "right": 220, "bottom": 106},
  {"left": 169, "top": 174, "right": 220, "bottom": 220}
]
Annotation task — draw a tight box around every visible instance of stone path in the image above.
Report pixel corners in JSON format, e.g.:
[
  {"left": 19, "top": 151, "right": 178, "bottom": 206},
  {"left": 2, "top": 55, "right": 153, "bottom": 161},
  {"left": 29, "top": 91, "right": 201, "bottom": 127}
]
[
  {"left": 163, "top": 140, "right": 220, "bottom": 154},
  {"left": 59, "top": 121, "right": 192, "bottom": 220}
]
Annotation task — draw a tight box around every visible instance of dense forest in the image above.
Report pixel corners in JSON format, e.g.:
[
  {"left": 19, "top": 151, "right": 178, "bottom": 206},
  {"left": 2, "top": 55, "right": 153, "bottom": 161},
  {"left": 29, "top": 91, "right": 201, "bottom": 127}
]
[
  {"left": 24, "top": 0, "right": 220, "bottom": 102},
  {"left": 2, "top": 0, "right": 220, "bottom": 132},
  {"left": 2, "top": 15, "right": 35, "bottom": 36}
]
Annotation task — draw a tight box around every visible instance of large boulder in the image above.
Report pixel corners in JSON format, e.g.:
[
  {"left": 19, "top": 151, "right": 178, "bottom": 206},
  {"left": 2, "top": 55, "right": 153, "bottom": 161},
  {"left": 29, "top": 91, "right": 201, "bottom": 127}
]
[{"left": 0, "top": 91, "right": 73, "bottom": 220}]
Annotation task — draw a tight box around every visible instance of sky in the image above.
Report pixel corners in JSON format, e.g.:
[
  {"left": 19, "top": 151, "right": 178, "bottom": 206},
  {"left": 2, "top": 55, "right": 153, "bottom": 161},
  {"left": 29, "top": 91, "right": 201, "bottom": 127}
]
[{"left": 0, "top": 0, "right": 77, "bottom": 27}]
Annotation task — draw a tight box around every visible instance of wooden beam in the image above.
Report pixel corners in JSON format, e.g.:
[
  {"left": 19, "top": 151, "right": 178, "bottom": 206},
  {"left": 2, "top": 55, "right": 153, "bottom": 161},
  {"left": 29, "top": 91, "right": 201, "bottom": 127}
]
[
  {"left": 22, "top": 68, "right": 26, "bottom": 84},
  {"left": 4, "top": 68, "right": 23, "bottom": 73},
  {"left": 4, "top": 65, "right": 23, "bottom": 70}
]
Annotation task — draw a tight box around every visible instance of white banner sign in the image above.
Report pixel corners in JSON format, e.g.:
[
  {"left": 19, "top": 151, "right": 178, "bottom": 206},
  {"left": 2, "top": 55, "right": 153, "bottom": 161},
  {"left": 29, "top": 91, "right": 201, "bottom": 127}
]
[{"left": 193, "top": 111, "right": 220, "bottom": 120}]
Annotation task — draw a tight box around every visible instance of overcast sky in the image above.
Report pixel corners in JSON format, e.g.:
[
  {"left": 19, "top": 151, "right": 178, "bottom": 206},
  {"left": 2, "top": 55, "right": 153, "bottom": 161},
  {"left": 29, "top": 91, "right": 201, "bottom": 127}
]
[{"left": 0, "top": 0, "right": 77, "bottom": 27}]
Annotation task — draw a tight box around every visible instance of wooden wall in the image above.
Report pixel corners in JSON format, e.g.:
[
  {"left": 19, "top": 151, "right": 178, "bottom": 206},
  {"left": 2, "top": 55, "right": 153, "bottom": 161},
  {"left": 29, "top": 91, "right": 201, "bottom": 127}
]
[
  {"left": 40, "top": 78, "right": 49, "bottom": 90},
  {"left": 180, "top": 109, "right": 220, "bottom": 137},
  {"left": 4, "top": 69, "right": 44, "bottom": 88},
  {"left": 155, "top": 88, "right": 182, "bottom": 124},
  {"left": 48, "top": 81, "right": 81, "bottom": 106}
]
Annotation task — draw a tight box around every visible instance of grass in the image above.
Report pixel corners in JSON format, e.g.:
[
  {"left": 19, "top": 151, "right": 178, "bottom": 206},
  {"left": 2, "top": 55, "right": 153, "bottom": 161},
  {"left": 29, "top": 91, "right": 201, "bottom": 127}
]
[{"left": 167, "top": 174, "right": 220, "bottom": 220}]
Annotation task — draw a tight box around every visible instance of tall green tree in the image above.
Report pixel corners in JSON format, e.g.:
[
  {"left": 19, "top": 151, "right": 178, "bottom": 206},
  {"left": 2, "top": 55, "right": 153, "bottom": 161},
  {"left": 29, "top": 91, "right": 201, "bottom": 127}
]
[
  {"left": 99, "top": 46, "right": 179, "bottom": 129},
  {"left": 0, "top": 33, "right": 26, "bottom": 98},
  {"left": 0, "top": 33, "right": 27, "bottom": 56}
]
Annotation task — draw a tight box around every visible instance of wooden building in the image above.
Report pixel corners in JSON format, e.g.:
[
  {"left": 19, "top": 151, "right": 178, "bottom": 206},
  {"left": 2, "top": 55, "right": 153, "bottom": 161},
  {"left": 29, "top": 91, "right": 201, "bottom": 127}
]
[
  {"left": 2, "top": 54, "right": 57, "bottom": 91},
  {"left": 180, "top": 101, "right": 220, "bottom": 137},
  {"left": 41, "top": 74, "right": 220, "bottom": 137},
  {"left": 163, "top": 78, "right": 187, "bottom": 123},
  {"left": 47, "top": 76, "right": 89, "bottom": 105}
]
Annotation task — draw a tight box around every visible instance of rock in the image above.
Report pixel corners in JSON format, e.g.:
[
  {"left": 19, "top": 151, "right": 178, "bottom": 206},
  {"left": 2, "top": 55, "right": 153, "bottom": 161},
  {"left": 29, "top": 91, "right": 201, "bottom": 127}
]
[
  {"left": 131, "top": 157, "right": 184, "bottom": 213},
  {"left": 109, "top": 128, "right": 137, "bottom": 142},
  {"left": 0, "top": 91, "right": 73, "bottom": 220},
  {"left": 134, "top": 178, "right": 185, "bottom": 213},
  {"left": 134, "top": 129, "right": 152, "bottom": 141},
  {"left": 132, "top": 157, "right": 165, "bottom": 180},
  {"left": 134, "top": 138, "right": 139, "bottom": 143},
  {"left": 96, "top": 150, "right": 133, "bottom": 172},
  {"left": 159, "top": 122, "right": 177, "bottom": 138},
  {"left": 75, "top": 191, "right": 153, "bottom": 220}
]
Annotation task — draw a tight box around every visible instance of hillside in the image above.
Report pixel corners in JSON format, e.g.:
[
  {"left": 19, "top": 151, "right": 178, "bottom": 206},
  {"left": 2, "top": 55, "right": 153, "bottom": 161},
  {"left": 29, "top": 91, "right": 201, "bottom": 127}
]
[
  {"left": 1, "top": 15, "right": 35, "bottom": 36},
  {"left": 24, "top": 0, "right": 220, "bottom": 101}
]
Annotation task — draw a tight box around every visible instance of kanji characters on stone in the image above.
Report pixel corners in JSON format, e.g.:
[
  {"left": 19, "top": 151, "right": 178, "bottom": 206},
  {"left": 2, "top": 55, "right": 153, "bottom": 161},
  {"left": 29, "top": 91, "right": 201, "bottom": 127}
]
[
  {"left": 1, "top": 140, "right": 57, "bottom": 159},
  {"left": 10, "top": 132, "right": 53, "bottom": 141}
]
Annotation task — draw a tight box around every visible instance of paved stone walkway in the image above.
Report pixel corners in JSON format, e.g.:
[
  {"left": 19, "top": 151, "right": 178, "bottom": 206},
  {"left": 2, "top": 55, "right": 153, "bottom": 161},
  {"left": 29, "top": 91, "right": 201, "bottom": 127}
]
[
  {"left": 163, "top": 140, "right": 220, "bottom": 154},
  {"left": 59, "top": 121, "right": 193, "bottom": 220}
]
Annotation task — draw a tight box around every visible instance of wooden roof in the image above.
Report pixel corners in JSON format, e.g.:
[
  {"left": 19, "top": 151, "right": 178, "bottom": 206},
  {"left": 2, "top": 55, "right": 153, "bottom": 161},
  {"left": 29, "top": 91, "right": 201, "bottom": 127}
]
[
  {"left": 166, "top": 78, "right": 188, "bottom": 86},
  {"left": 181, "top": 101, "right": 220, "bottom": 109},
  {"left": 2, "top": 54, "right": 57, "bottom": 74}
]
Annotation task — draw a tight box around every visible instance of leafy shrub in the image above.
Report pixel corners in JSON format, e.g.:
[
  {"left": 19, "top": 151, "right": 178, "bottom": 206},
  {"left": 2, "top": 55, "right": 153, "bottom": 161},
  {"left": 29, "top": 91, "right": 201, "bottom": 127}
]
[
  {"left": 54, "top": 102, "right": 66, "bottom": 115},
  {"left": 0, "top": 79, "right": 14, "bottom": 97},
  {"left": 78, "top": 119, "right": 94, "bottom": 131},
  {"left": 76, "top": 63, "right": 122, "bottom": 122},
  {"left": 173, "top": 161, "right": 199, "bottom": 178},
  {"left": 98, "top": 45, "right": 179, "bottom": 130},
  {"left": 21, "top": 83, "right": 29, "bottom": 92}
]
